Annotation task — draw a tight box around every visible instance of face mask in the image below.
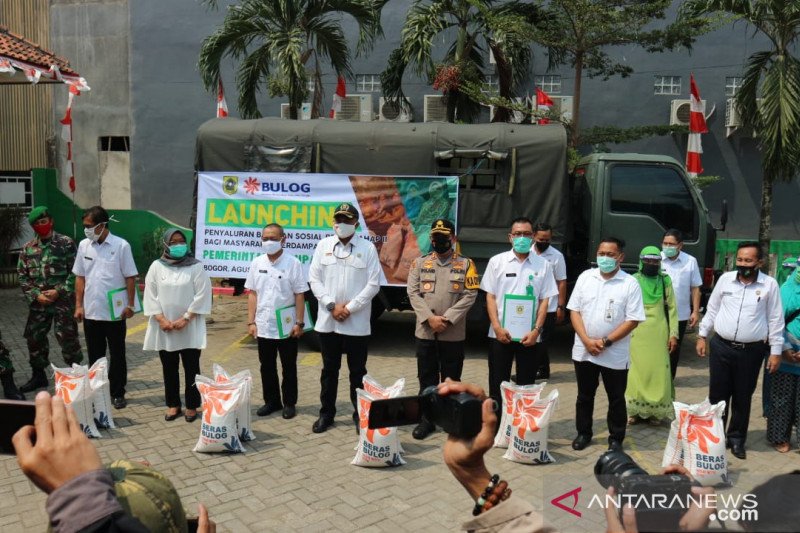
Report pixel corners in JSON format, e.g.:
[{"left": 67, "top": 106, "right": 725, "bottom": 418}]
[
  {"left": 641, "top": 263, "right": 660, "bottom": 277},
  {"left": 663, "top": 245, "right": 679, "bottom": 258},
  {"left": 737, "top": 265, "right": 756, "bottom": 278},
  {"left": 262, "top": 240, "right": 282, "bottom": 255},
  {"left": 597, "top": 256, "right": 618, "bottom": 273},
  {"left": 431, "top": 237, "right": 452, "bottom": 254},
  {"left": 84, "top": 223, "right": 104, "bottom": 242},
  {"left": 512, "top": 236, "right": 532, "bottom": 254},
  {"left": 33, "top": 221, "right": 53, "bottom": 237},
  {"left": 534, "top": 241, "right": 550, "bottom": 253},
  {"left": 334, "top": 222, "right": 356, "bottom": 239},
  {"left": 168, "top": 243, "right": 188, "bottom": 258}
]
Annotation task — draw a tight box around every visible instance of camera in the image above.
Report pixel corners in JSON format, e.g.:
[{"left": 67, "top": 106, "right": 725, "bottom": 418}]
[
  {"left": 595, "top": 450, "right": 695, "bottom": 533},
  {"left": 368, "top": 385, "right": 483, "bottom": 439}
]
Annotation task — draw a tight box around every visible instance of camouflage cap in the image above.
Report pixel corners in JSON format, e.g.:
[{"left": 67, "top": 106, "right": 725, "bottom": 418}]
[
  {"left": 27, "top": 206, "right": 50, "bottom": 225},
  {"left": 107, "top": 460, "right": 188, "bottom": 533},
  {"left": 333, "top": 202, "right": 359, "bottom": 220},
  {"left": 430, "top": 219, "right": 455, "bottom": 236}
]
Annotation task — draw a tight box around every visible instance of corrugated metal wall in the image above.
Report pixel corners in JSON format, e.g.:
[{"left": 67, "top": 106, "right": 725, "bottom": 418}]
[{"left": 0, "top": 0, "right": 54, "bottom": 170}]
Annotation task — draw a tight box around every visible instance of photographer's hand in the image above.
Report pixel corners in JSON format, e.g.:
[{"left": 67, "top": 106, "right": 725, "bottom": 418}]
[
  {"left": 660, "top": 465, "right": 716, "bottom": 532},
  {"left": 439, "top": 379, "right": 496, "bottom": 500},
  {"left": 604, "top": 487, "right": 638, "bottom": 533}
]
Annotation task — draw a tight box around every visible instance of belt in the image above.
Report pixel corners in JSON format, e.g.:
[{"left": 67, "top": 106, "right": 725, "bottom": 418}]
[{"left": 717, "top": 337, "right": 767, "bottom": 350}]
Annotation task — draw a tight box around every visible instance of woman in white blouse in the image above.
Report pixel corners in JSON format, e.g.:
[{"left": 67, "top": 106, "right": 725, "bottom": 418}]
[{"left": 143, "top": 229, "right": 212, "bottom": 422}]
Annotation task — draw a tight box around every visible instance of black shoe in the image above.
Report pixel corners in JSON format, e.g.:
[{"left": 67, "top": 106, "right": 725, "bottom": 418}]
[
  {"left": 282, "top": 405, "right": 296, "bottom": 419},
  {"left": 730, "top": 441, "right": 747, "bottom": 460},
  {"left": 536, "top": 367, "right": 550, "bottom": 380},
  {"left": 572, "top": 434, "right": 592, "bottom": 450},
  {"left": 185, "top": 411, "right": 198, "bottom": 423},
  {"left": 257, "top": 403, "right": 282, "bottom": 417},
  {"left": 19, "top": 370, "right": 48, "bottom": 393},
  {"left": 113, "top": 396, "right": 127, "bottom": 409},
  {"left": 608, "top": 439, "right": 623, "bottom": 452},
  {"left": 412, "top": 421, "right": 436, "bottom": 440},
  {"left": 312, "top": 416, "right": 334, "bottom": 433},
  {"left": 164, "top": 409, "right": 182, "bottom": 421},
  {"left": 1, "top": 374, "right": 25, "bottom": 400}
]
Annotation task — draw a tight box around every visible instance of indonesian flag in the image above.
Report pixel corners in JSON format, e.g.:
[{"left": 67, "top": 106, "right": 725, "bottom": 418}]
[
  {"left": 24, "top": 67, "right": 41, "bottom": 84},
  {"left": 0, "top": 57, "right": 14, "bottom": 74},
  {"left": 686, "top": 74, "right": 707, "bottom": 178},
  {"left": 59, "top": 85, "right": 80, "bottom": 192},
  {"left": 216, "top": 79, "right": 229, "bottom": 118},
  {"left": 329, "top": 75, "right": 346, "bottom": 118},
  {"left": 536, "top": 87, "right": 554, "bottom": 125}
]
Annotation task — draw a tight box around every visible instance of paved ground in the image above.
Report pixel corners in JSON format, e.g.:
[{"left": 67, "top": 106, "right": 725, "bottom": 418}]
[{"left": 0, "top": 287, "right": 796, "bottom": 532}]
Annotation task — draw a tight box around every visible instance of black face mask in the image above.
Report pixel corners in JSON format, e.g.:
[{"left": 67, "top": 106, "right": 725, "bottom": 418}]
[
  {"left": 431, "top": 237, "right": 452, "bottom": 254},
  {"left": 737, "top": 265, "right": 756, "bottom": 278},
  {"left": 535, "top": 241, "right": 550, "bottom": 253},
  {"left": 641, "top": 264, "right": 660, "bottom": 277}
]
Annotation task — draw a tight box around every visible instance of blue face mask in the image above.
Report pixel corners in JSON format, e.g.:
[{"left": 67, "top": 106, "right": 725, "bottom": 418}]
[
  {"left": 169, "top": 243, "right": 188, "bottom": 258},
  {"left": 597, "top": 256, "right": 618, "bottom": 273},
  {"left": 512, "top": 236, "right": 533, "bottom": 254}
]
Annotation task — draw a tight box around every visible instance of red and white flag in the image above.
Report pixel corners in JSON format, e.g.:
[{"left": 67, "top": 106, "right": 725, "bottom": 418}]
[
  {"left": 216, "top": 79, "right": 229, "bottom": 118},
  {"left": 686, "top": 74, "right": 707, "bottom": 178},
  {"left": 329, "top": 75, "right": 346, "bottom": 118},
  {"left": 536, "top": 87, "right": 554, "bottom": 125},
  {"left": 59, "top": 85, "right": 80, "bottom": 193}
]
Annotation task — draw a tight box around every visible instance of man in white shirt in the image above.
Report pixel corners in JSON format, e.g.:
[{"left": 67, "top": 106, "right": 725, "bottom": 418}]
[
  {"left": 481, "top": 217, "right": 558, "bottom": 413},
  {"left": 308, "top": 203, "right": 381, "bottom": 433},
  {"left": 532, "top": 222, "right": 568, "bottom": 380},
  {"left": 568, "top": 237, "right": 645, "bottom": 451},
  {"left": 697, "top": 241, "right": 784, "bottom": 459},
  {"left": 73, "top": 206, "right": 138, "bottom": 409},
  {"left": 661, "top": 228, "right": 703, "bottom": 379},
  {"left": 245, "top": 223, "right": 308, "bottom": 420}
]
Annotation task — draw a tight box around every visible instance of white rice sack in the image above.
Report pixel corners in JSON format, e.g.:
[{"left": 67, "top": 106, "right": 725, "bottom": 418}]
[
  {"left": 53, "top": 364, "right": 101, "bottom": 438},
  {"left": 503, "top": 389, "right": 559, "bottom": 464},
  {"left": 352, "top": 389, "right": 405, "bottom": 467},
  {"left": 212, "top": 363, "right": 255, "bottom": 442},
  {"left": 357, "top": 375, "right": 406, "bottom": 454},
  {"left": 494, "top": 381, "right": 547, "bottom": 448},
  {"left": 194, "top": 376, "right": 244, "bottom": 453},
  {"left": 682, "top": 400, "right": 729, "bottom": 486},
  {"left": 87, "top": 358, "right": 115, "bottom": 429},
  {"left": 661, "top": 401, "right": 690, "bottom": 467}
]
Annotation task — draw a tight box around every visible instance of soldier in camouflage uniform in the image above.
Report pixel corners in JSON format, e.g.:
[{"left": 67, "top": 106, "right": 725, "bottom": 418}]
[
  {"left": 17, "top": 206, "right": 84, "bottom": 392},
  {"left": 0, "top": 328, "right": 25, "bottom": 399}
]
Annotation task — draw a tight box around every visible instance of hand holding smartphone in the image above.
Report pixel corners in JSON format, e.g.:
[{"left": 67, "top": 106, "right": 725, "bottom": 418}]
[{"left": 0, "top": 400, "right": 36, "bottom": 454}]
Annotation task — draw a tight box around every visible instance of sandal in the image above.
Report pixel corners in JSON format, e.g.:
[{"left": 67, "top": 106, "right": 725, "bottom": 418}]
[
  {"left": 773, "top": 442, "right": 791, "bottom": 453},
  {"left": 627, "top": 416, "right": 642, "bottom": 425}
]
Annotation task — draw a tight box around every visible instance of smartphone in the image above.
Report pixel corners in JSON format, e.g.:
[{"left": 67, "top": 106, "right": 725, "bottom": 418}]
[
  {"left": 187, "top": 517, "right": 198, "bottom": 533},
  {"left": 368, "top": 395, "right": 423, "bottom": 429},
  {"left": 0, "top": 400, "right": 36, "bottom": 454}
]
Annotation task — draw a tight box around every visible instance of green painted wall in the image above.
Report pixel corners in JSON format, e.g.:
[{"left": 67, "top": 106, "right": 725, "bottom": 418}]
[{"left": 716, "top": 238, "right": 799, "bottom": 285}]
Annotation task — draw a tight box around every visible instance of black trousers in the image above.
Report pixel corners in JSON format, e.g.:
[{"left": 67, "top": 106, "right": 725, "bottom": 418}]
[
  {"left": 159, "top": 349, "right": 201, "bottom": 410},
  {"left": 488, "top": 339, "right": 543, "bottom": 409},
  {"left": 257, "top": 337, "right": 298, "bottom": 407},
  {"left": 416, "top": 338, "right": 465, "bottom": 393},
  {"left": 574, "top": 360, "right": 629, "bottom": 443},
  {"left": 669, "top": 320, "right": 689, "bottom": 380},
  {"left": 318, "top": 332, "right": 368, "bottom": 419},
  {"left": 537, "top": 312, "right": 557, "bottom": 375},
  {"left": 708, "top": 335, "right": 768, "bottom": 444},
  {"left": 84, "top": 319, "right": 127, "bottom": 398}
]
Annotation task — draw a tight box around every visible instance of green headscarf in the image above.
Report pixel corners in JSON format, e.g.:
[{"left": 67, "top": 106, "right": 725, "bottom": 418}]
[{"left": 634, "top": 245, "right": 671, "bottom": 305}]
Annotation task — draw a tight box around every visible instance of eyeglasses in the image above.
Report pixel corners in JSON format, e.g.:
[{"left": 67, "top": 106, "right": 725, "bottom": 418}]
[{"left": 510, "top": 232, "right": 534, "bottom": 238}]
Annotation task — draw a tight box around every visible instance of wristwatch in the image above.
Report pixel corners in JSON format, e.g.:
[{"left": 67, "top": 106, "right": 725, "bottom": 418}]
[
  {"left": 325, "top": 302, "right": 336, "bottom": 312},
  {"left": 557, "top": 305, "right": 567, "bottom": 311},
  {"left": 295, "top": 321, "right": 305, "bottom": 327},
  {"left": 602, "top": 336, "right": 613, "bottom": 348},
  {"left": 533, "top": 325, "right": 543, "bottom": 332}
]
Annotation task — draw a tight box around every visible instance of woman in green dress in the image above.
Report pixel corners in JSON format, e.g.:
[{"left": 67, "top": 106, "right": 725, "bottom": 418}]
[{"left": 627, "top": 246, "right": 679, "bottom": 425}]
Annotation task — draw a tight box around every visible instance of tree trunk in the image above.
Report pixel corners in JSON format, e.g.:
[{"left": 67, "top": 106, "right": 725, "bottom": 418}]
[
  {"left": 446, "top": 91, "right": 458, "bottom": 123},
  {"left": 310, "top": 54, "right": 324, "bottom": 119},
  {"left": 571, "top": 51, "right": 583, "bottom": 147},
  {"left": 491, "top": 43, "right": 512, "bottom": 123},
  {"left": 758, "top": 175, "right": 773, "bottom": 272}
]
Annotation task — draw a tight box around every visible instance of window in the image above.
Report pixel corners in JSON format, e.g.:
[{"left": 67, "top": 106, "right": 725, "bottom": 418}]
[
  {"left": 98, "top": 136, "right": 130, "bottom": 152},
  {"left": 355, "top": 74, "right": 381, "bottom": 92},
  {"left": 438, "top": 157, "right": 499, "bottom": 190},
  {"left": 610, "top": 164, "right": 696, "bottom": 239},
  {"left": 535, "top": 75, "right": 561, "bottom": 94},
  {"left": 725, "top": 76, "right": 743, "bottom": 96},
  {"left": 654, "top": 75, "right": 681, "bottom": 96},
  {"left": 485, "top": 74, "right": 499, "bottom": 95}
]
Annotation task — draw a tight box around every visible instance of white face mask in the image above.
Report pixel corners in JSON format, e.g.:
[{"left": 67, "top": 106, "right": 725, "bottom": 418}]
[
  {"left": 261, "top": 239, "right": 282, "bottom": 255},
  {"left": 334, "top": 222, "right": 356, "bottom": 239},
  {"left": 84, "top": 223, "right": 104, "bottom": 242}
]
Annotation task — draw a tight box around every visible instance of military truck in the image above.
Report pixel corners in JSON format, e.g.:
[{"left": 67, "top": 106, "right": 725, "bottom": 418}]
[{"left": 194, "top": 118, "right": 724, "bottom": 320}]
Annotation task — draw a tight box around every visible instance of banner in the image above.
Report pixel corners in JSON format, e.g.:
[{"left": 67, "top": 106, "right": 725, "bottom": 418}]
[{"left": 196, "top": 172, "right": 459, "bottom": 285}]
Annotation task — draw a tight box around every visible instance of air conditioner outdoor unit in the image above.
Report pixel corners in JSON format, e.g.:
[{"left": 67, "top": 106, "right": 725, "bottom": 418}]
[
  {"left": 280, "top": 102, "right": 312, "bottom": 120},
  {"left": 489, "top": 97, "right": 525, "bottom": 123},
  {"left": 669, "top": 99, "right": 707, "bottom": 126},
  {"left": 424, "top": 94, "right": 448, "bottom": 122},
  {"left": 378, "top": 97, "right": 412, "bottom": 122},
  {"left": 333, "top": 94, "right": 373, "bottom": 121}
]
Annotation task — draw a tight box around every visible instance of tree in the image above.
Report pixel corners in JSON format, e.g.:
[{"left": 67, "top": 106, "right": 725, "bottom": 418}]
[
  {"left": 681, "top": 0, "right": 800, "bottom": 264},
  {"left": 533, "top": 0, "right": 707, "bottom": 145},
  {"left": 198, "top": 0, "right": 385, "bottom": 119},
  {"left": 381, "top": 0, "right": 546, "bottom": 123}
]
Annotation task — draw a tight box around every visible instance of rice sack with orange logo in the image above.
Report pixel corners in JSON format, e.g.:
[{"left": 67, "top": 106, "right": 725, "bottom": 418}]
[
  {"left": 661, "top": 401, "right": 697, "bottom": 467},
  {"left": 494, "top": 381, "right": 547, "bottom": 448},
  {"left": 194, "top": 375, "right": 244, "bottom": 453},
  {"left": 87, "top": 358, "right": 115, "bottom": 429},
  {"left": 352, "top": 389, "right": 405, "bottom": 467},
  {"left": 680, "top": 400, "right": 728, "bottom": 486},
  {"left": 212, "top": 363, "right": 254, "bottom": 442},
  {"left": 502, "top": 389, "right": 558, "bottom": 464},
  {"left": 358, "top": 375, "right": 406, "bottom": 454},
  {"left": 52, "top": 364, "right": 101, "bottom": 438}
]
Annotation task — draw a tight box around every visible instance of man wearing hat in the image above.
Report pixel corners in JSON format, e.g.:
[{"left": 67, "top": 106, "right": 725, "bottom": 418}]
[
  {"left": 407, "top": 219, "right": 479, "bottom": 439},
  {"left": 17, "top": 206, "right": 83, "bottom": 392},
  {"left": 308, "top": 202, "right": 381, "bottom": 433}
]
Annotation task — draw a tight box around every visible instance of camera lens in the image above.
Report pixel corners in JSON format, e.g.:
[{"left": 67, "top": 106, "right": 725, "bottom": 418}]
[{"left": 594, "top": 450, "right": 649, "bottom": 488}]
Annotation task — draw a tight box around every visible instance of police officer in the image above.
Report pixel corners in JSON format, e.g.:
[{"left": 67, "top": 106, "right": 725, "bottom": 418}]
[
  {"left": 0, "top": 328, "right": 24, "bottom": 399},
  {"left": 407, "top": 219, "right": 479, "bottom": 439},
  {"left": 18, "top": 206, "right": 84, "bottom": 392}
]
